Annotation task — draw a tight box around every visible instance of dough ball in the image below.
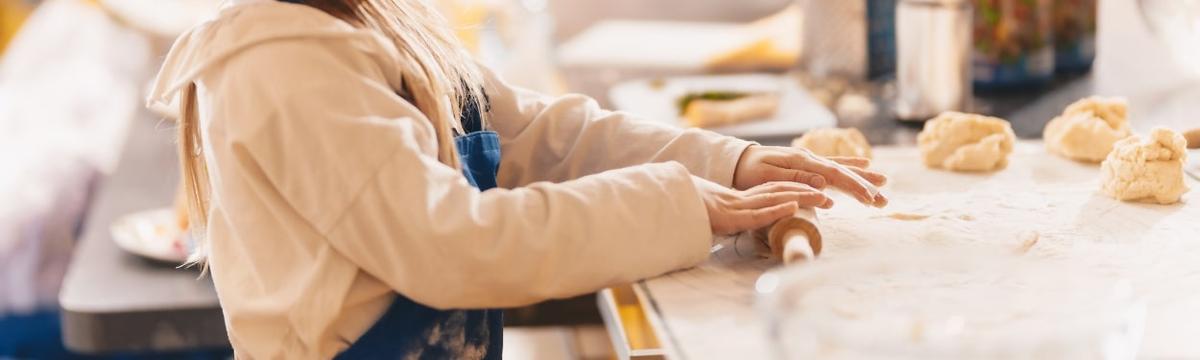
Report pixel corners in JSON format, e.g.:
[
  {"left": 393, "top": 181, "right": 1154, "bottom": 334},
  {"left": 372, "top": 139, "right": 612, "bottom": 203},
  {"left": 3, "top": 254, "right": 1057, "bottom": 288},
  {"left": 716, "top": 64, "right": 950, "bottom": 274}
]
[
  {"left": 917, "top": 112, "right": 1016, "bottom": 172},
  {"left": 792, "top": 127, "right": 872, "bottom": 159},
  {"left": 1044, "top": 96, "right": 1133, "bottom": 162},
  {"left": 1099, "top": 127, "right": 1190, "bottom": 204},
  {"left": 1184, "top": 128, "right": 1200, "bottom": 149}
]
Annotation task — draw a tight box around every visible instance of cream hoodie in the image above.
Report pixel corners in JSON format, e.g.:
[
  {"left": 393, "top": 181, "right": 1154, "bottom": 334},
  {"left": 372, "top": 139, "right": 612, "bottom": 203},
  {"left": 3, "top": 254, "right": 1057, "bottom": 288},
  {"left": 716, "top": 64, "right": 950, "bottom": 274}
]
[{"left": 147, "top": 0, "right": 752, "bottom": 358}]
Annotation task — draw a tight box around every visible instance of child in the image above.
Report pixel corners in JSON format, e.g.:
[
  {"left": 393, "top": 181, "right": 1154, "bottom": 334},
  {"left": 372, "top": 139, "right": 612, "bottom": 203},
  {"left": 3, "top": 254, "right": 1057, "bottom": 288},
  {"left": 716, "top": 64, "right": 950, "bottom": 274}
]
[{"left": 148, "top": 0, "right": 888, "bottom": 358}]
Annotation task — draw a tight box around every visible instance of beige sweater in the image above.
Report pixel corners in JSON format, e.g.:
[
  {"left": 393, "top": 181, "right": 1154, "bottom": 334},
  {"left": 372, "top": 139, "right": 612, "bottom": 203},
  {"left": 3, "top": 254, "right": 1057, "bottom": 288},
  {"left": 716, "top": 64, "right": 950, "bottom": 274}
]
[{"left": 147, "top": 0, "right": 752, "bottom": 358}]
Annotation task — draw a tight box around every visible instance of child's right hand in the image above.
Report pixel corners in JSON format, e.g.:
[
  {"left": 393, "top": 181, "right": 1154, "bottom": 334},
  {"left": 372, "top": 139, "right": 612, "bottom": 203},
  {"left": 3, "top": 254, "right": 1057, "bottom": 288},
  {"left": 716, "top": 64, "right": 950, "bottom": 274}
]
[{"left": 692, "top": 176, "right": 831, "bottom": 236}]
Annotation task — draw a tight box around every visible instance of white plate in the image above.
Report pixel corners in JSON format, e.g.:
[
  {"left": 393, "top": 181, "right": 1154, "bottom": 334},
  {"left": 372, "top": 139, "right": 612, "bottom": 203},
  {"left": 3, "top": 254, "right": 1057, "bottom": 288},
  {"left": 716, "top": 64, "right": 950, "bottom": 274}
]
[
  {"left": 608, "top": 73, "right": 836, "bottom": 140},
  {"left": 111, "top": 208, "right": 192, "bottom": 263}
]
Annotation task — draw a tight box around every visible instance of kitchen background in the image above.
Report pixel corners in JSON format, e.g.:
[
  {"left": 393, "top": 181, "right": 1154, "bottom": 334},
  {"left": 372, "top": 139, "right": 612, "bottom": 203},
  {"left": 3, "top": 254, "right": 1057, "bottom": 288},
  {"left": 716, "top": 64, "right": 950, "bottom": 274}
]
[{"left": 0, "top": 0, "right": 1197, "bottom": 359}]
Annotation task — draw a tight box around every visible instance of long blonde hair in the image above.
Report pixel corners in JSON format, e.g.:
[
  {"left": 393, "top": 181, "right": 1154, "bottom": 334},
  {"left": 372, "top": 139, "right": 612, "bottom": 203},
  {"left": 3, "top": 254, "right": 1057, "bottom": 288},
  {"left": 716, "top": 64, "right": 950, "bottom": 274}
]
[{"left": 178, "top": 0, "right": 485, "bottom": 264}]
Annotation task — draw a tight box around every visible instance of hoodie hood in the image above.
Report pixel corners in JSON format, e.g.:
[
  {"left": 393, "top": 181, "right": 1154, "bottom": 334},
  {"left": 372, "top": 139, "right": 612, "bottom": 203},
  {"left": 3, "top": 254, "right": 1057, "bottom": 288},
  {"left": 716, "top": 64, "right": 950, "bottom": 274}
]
[{"left": 146, "top": 0, "right": 378, "bottom": 116}]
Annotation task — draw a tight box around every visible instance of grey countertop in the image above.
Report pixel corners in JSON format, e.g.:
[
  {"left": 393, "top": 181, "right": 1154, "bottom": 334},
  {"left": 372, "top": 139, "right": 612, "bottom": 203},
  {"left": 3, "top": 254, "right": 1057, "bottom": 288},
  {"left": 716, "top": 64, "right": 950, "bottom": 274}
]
[{"left": 58, "top": 110, "right": 228, "bottom": 354}]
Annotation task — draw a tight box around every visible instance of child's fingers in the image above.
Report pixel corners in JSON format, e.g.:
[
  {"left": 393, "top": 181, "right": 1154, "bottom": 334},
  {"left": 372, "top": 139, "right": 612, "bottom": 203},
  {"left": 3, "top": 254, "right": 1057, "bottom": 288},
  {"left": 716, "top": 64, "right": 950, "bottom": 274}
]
[
  {"left": 804, "top": 158, "right": 879, "bottom": 205},
  {"left": 745, "top": 181, "right": 820, "bottom": 196},
  {"left": 818, "top": 197, "right": 835, "bottom": 209},
  {"left": 780, "top": 168, "right": 828, "bottom": 189},
  {"left": 738, "top": 191, "right": 829, "bottom": 210},
  {"left": 828, "top": 156, "right": 870, "bottom": 168},
  {"left": 740, "top": 202, "right": 798, "bottom": 231},
  {"left": 846, "top": 166, "right": 888, "bottom": 186}
]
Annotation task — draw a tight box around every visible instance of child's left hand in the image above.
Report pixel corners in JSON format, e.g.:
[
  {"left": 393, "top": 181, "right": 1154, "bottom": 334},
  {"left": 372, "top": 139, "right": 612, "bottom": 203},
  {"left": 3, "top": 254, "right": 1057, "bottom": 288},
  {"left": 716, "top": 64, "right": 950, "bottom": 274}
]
[{"left": 732, "top": 145, "right": 888, "bottom": 208}]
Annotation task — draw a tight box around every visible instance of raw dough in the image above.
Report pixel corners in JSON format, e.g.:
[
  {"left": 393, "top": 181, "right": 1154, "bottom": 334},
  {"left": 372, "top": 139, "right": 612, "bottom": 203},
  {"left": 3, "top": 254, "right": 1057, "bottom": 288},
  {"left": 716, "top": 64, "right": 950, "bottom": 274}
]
[
  {"left": 1016, "top": 231, "right": 1040, "bottom": 254},
  {"left": 1043, "top": 96, "right": 1133, "bottom": 162},
  {"left": 1184, "top": 128, "right": 1200, "bottom": 149},
  {"left": 792, "top": 127, "right": 872, "bottom": 158},
  {"left": 884, "top": 212, "right": 932, "bottom": 221},
  {"left": 917, "top": 112, "right": 1016, "bottom": 172},
  {"left": 1099, "top": 127, "right": 1190, "bottom": 204}
]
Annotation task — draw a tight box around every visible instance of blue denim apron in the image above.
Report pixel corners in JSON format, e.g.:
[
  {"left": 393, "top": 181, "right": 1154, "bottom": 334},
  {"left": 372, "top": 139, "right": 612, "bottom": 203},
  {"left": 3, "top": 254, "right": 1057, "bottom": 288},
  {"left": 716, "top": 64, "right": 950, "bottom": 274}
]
[{"left": 333, "top": 98, "right": 502, "bottom": 358}]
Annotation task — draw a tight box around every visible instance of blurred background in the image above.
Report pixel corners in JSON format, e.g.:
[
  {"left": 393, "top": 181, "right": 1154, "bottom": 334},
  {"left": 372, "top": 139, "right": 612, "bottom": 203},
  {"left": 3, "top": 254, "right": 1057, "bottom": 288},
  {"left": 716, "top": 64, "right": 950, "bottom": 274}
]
[{"left": 0, "top": 0, "right": 1196, "bottom": 358}]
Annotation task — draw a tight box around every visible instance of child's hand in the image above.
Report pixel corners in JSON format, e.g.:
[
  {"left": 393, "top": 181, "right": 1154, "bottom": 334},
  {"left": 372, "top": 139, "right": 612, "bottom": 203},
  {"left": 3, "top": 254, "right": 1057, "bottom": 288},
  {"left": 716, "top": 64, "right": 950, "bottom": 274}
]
[
  {"left": 692, "top": 176, "right": 831, "bottom": 236},
  {"left": 732, "top": 145, "right": 888, "bottom": 207}
]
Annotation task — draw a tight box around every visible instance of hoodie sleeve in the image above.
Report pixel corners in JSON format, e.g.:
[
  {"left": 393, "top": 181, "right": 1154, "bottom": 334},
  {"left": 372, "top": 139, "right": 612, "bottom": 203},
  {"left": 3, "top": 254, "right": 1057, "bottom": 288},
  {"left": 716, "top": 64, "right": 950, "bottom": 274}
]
[
  {"left": 209, "top": 38, "right": 714, "bottom": 309},
  {"left": 482, "top": 69, "right": 755, "bottom": 189}
]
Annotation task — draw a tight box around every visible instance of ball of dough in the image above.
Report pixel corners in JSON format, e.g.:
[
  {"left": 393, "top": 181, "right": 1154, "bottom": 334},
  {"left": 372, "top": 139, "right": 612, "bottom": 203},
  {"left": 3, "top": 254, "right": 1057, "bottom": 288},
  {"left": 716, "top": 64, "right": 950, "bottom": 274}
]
[
  {"left": 917, "top": 112, "right": 1016, "bottom": 172},
  {"left": 1099, "top": 127, "right": 1190, "bottom": 204},
  {"left": 1044, "top": 96, "right": 1133, "bottom": 162},
  {"left": 792, "top": 127, "right": 872, "bottom": 159},
  {"left": 1184, "top": 127, "right": 1200, "bottom": 149}
]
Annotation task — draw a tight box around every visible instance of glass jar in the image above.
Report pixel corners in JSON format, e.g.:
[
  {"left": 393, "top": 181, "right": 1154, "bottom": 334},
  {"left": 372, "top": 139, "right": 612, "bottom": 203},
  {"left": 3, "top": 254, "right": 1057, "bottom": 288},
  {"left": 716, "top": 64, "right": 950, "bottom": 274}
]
[
  {"left": 971, "top": 0, "right": 1056, "bottom": 89},
  {"left": 1053, "top": 0, "right": 1097, "bottom": 73}
]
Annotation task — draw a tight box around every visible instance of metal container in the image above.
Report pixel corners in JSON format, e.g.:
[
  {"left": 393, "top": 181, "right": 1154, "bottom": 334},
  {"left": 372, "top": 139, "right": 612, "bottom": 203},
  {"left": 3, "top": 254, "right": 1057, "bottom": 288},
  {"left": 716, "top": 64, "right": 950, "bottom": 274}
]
[
  {"left": 894, "top": 0, "right": 972, "bottom": 121},
  {"left": 798, "top": 0, "right": 897, "bottom": 81}
]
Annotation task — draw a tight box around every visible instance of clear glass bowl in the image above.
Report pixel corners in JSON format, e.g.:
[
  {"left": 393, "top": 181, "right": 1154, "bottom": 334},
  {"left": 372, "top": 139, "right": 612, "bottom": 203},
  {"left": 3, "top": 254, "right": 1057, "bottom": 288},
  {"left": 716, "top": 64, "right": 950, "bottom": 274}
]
[{"left": 755, "top": 247, "right": 1146, "bottom": 360}]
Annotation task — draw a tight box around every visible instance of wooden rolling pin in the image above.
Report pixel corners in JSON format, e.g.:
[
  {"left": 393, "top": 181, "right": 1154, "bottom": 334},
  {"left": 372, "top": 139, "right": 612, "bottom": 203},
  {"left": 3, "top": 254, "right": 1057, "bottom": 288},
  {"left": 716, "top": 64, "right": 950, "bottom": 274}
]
[{"left": 756, "top": 207, "right": 822, "bottom": 263}]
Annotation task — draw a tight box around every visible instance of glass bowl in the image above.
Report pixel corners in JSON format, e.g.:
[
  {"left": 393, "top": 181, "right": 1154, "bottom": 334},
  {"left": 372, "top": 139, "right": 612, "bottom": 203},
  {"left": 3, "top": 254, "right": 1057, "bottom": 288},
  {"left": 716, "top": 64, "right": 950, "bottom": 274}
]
[{"left": 755, "top": 246, "right": 1146, "bottom": 360}]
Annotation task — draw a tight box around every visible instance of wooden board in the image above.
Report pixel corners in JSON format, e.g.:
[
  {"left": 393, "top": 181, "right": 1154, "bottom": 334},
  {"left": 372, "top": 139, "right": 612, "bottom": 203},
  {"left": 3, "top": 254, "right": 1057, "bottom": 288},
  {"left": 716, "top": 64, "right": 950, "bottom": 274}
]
[{"left": 641, "top": 142, "right": 1200, "bottom": 359}]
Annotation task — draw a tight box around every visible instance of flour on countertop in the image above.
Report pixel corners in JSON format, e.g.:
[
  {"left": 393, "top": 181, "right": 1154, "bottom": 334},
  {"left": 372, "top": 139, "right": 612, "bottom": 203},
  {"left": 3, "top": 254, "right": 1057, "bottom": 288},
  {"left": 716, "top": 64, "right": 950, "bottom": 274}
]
[{"left": 642, "top": 143, "right": 1200, "bottom": 359}]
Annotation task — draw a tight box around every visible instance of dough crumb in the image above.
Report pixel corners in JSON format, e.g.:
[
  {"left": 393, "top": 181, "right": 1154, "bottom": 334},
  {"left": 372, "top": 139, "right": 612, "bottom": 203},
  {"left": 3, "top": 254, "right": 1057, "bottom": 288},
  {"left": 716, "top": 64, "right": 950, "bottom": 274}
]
[
  {"left": 792, "top": 127, "right": 872, "bottom": 159},
  {"left": 1043, "top": 96, "right": 1133, "bottom": 162},
  {"left": 884, "top": 212, "right": 933, "bottom": 221},
  {"left": 917, "top": 112, "right": 1016, "bottom": 172},
  {"left": 1016, "top": 231, "right": 1040, "bottom": 254},
  {"left": 1099, "top": 127, "right": 1191, "bottom": 204}
]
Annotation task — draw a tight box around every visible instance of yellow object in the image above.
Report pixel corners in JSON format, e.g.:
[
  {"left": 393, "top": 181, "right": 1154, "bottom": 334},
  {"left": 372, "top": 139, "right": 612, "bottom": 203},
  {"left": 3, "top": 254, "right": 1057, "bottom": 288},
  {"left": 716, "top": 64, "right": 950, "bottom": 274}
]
[
  {"left": 437, "top": 0, "right": 488, "bottom": 55},
  {"left": 604, "top": 286, "right": 666, "bottom": 359},
  {"left": 0, "top": 0, "right": 32, "bottom": 54},
  {"left": 705, "top": 4, "right": 801, "bottom": 70}
]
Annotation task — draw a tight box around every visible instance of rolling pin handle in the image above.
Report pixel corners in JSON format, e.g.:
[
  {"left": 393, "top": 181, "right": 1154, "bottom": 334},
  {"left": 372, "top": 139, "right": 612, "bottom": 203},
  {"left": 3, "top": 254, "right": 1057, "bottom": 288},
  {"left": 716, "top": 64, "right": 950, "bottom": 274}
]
[{"left": 780, "top": 228, "right": 815, "bottom": 263}]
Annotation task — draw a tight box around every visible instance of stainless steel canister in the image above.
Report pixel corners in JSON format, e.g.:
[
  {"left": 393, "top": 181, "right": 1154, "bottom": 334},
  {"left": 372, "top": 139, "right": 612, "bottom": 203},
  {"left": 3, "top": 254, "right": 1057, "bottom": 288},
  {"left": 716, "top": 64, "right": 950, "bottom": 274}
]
[
  {"left": 798, "top": 0, "right": 897, "bottom": 81},
  {"left": 894, "top": 0, "right": 972, "bottom": 121}
]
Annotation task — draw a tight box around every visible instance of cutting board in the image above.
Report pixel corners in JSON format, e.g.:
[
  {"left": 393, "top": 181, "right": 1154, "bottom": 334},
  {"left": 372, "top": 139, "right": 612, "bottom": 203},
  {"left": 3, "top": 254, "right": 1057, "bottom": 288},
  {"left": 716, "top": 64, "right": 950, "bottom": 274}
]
[{"left": 640, "top": 141, "right": 1200, "bottom": 359}]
